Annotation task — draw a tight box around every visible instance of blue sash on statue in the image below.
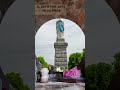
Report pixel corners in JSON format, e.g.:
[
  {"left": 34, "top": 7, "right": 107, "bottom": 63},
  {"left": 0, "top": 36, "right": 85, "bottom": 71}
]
[{"left": 57, "top": 21, "right": 64, "bottom": 32}]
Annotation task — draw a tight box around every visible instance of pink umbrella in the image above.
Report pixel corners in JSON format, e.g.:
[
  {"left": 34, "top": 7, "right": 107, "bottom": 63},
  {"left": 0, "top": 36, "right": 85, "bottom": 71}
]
[{"left": 63, "top": 66, "right": 81, "bottom": 78}]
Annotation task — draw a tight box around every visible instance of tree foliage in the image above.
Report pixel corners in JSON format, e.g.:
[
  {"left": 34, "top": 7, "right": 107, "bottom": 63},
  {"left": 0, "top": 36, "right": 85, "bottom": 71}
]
[
  {"left": 85, "top": 62, "right": 115, "bottom": 90},
  {"left": 112, "top": 52, "right": 120, "bottom": 72},
  {"left": 85, "top": 52, "right": 120, "bottom": 90},
  {"left": 37, "top": 56, "right": 48, "bottom": 68},
  {"left": 77, "top": 49, "right": 85, "bottom": 77},
  {"left": 68, "top": 51, "right": 84, "bottom": 69},
  {"left": 6, "top": 72, "right": 30, "bottom": 90}
]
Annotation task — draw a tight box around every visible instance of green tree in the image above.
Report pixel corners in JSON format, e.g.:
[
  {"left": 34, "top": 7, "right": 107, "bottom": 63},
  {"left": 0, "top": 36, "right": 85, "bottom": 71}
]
[
  {"left": 85, "top": 62, "right": 115, "bottom": 90},
  {"left": 82, "top": 48, "right": 85, "bottom": 56},
  {"left": 77, "top": 49, "right": 85, "bottom": 77},
  {"left": 6, "top": 72, "right": 30, "bottom": 90},
  {"left": 37, "top": 56, "right": 48, "bottom": 68},
  {"left": 85, "top": 64, "right": 97, "bottom": 90},
  {"left": 68, "top": 52, "right": 83, "bottom": 69},
  {"left": 22, "top": 85, "right": 30, "bottom": 90},
  {"left": 112, "top": 52, "right": 120, "bottom": 72},
  {"left": 85, "top": 52, "right": 120, "bottom": 90}
]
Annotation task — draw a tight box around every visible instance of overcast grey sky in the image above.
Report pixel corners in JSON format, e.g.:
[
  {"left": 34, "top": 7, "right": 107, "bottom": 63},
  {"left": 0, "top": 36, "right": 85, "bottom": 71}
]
[
  {"left": 35, "top": 19, "right": 85, "bottom": 65},
  {"left": 0, "top": 0, "right": 120, "bottom": 89}
]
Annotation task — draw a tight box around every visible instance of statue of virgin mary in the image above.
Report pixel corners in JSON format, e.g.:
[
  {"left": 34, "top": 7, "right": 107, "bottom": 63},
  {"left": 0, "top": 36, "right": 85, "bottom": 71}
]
[{"left": 56, "top": 19, "right": 64, "bottom": 38}]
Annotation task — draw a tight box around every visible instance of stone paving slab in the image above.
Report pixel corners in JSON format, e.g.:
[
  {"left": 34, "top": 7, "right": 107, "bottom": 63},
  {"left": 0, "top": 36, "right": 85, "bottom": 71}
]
[{"left": 35, "top": 82, "right": 85, "bottom": 90}]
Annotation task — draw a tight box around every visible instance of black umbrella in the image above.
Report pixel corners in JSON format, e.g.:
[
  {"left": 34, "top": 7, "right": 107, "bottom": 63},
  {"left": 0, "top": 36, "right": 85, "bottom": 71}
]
[
  {"left": 105, "top": 0, "right": 120, "bottom": 23},
  {"left": 105, "top": 0, "right": 120, "bottom": 90},
  {"left": 0, "top": 0, "right": 15, "bottom": 24}
]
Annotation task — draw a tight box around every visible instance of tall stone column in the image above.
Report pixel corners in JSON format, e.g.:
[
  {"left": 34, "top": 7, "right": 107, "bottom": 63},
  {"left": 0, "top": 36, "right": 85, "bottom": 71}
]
[{"left": 54, "top": 38, "right": 68, "bottom": 71}]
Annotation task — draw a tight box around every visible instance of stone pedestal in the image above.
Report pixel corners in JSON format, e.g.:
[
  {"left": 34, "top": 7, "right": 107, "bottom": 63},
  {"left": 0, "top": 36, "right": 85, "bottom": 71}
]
[{"left": 54, "top": 38, "right": 68, "bottom": 71}]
